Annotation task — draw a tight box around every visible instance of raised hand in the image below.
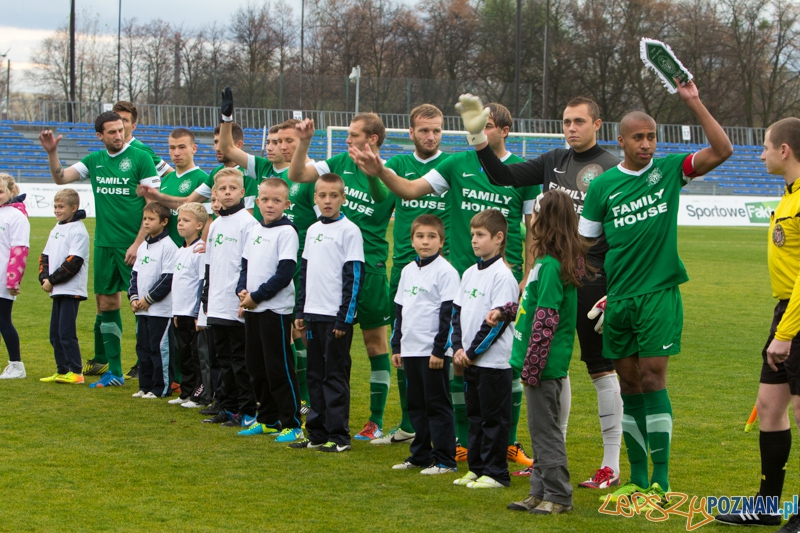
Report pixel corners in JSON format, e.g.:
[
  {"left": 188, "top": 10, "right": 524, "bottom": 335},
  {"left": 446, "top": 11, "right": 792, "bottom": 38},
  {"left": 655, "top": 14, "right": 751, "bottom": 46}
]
[
  {"left": 221, "top": 87, "right": 234, "bottom": 122},
  {"left": 39, "top": 130, "right": 62, "bottom": 154}
]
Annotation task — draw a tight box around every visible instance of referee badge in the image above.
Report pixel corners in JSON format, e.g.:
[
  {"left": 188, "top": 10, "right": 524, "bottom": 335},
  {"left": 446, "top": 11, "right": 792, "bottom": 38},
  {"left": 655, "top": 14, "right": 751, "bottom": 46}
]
[{"left": 773, "top": 222, "right": 786, "bottom": 247}]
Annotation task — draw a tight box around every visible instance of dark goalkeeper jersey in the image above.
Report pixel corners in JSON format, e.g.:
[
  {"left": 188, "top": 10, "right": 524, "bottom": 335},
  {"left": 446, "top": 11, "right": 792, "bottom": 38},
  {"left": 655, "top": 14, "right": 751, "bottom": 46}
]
[{"left": 476, "top": 143, "right": 618, "bottom": 273}]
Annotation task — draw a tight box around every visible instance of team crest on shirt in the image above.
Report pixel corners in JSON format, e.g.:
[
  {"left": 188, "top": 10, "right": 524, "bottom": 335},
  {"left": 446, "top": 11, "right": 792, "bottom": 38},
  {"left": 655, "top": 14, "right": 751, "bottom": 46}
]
[
  {"left": 290, "top": 183, "right": 300, "bottom": 196},
  {"left": 179, "top": 179, "right": 191, "bottom": 193},
  {"left": 576, "top": 164, "right": 604, "bottom": 193},
  {"left": 119, "top": 157, "right": 132, "bottom": 172},
  {"left": 773, "top": 223, "right": 786, "bottom": 247},
  {"left": 647, "top": 168, "right": 663, "bottom": 186}
]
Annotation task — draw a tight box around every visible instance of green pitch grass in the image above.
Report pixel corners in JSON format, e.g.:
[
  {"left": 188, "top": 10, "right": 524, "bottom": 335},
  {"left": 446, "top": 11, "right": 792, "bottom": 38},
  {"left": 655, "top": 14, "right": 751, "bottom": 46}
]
[{"left": 0, "top": 219, "right": 786, "bottom": 532}]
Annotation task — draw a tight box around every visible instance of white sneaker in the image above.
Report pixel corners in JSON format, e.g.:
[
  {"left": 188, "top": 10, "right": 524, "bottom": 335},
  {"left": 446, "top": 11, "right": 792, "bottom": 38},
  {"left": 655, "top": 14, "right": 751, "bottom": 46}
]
[
  {"left": 141, "top": 392, "right": 158, "bottom": 399},
  {"left": 421, "top": 464, "right": 458, "bottom": 475},
  {"left": 371, "top": 427, "right": 415, "bottom": 445},
  {"left": 132, "top": 390, "right": 145, "bottom": 398},
  {"left": 0, "top": 361, "right": 26, "bottom": 379},
  {"left": 467, "top": 475, "right": 506, "bottom": 489},
  {"left": 181, "top": 400, "right": 203, "bottom": 408},
  {"left": 453, "top": 471, "right": 479, "bottom": 486},
  {"left": 392, "top": 461, "right": 424, "bottom": 470},
  {"left": 168, "top": 397, "right": 188, "bottom": 405}
]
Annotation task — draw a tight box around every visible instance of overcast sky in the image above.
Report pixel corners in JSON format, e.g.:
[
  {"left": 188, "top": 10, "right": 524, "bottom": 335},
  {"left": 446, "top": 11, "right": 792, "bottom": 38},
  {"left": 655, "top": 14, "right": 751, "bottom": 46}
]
[{"left": 1, "top": 0, "right": 306, "bottom": 76}]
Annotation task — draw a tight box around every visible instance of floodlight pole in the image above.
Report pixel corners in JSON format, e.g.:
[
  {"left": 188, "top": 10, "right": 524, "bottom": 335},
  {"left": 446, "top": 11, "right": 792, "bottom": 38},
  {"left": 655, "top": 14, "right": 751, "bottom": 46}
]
[
  {"left": 541, "top": 0, "right": 550, "bottom": 119},
  {"left": 69, "top": 0, "right": 76, "bottom": 122},
  {"left": 5, "top": 59, "right": 9, "bottom": 121},
  {"left": 299, "top": 0, "right": 304, "bottom": 109},
  {"left": 117, "top": 0, "right": 122, "bottom": 101},
  {"left": 514, "top": 0, "right": 521, "bottom": 116}
]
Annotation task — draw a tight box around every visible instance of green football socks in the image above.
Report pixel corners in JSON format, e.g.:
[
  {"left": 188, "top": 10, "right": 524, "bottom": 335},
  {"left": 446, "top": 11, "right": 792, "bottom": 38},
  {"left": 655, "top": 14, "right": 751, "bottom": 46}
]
[
  {"left": 451, "top": 374, "right": 469, "bottom": 447},
  {"left": 396, "top": 366, "right": 414, "bottom": 433},
  {"left": 621, "top": 392, "right": 649, "bottom": 489},
  {"left": 293, "top": 337, "right": 309, "bottom": 404},
  {"left": 100, "top": 310, "right": 123, "bottom": 376},
  {"left": 93, "top": 314, "right": 107, "bottom": 364},
  {"left": 644, "top": 389, "right": 673, "bottom": 491},
  {"left": 369, "top": 354, "right": 391, "bottom": 427}
]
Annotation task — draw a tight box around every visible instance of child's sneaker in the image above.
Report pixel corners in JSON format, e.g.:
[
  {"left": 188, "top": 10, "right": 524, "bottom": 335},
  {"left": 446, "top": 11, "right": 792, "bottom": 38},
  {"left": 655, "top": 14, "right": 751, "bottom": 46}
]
[
  {"left": 317, "top": 441, "right": 352, "bottom": 453},
  {"left": 467, "top": 475, "right": 506, "bottom": 489},
  {"left": 288, "top": 439, "right": 325, "bottom": 449},
  {"left": 88, "top": 371, "right": 124, "bottom": 388},
  {"left": 40, "top": 373, "right": 63, "bottom": 382},
  {"left": 83, "top": 359, "right": 108, "bottom": 376},
  {"left": 530, "top": 500, "right": 573, "bottom": 515},
  {"left": 221, "top": 414, "right": 243, "bottom": 427},
  {"left": 371, "top": 426, "right": 415, "bottom": 445},
  {"left": 199, "top": 403, "right": 220, "bottom": 415},
  {"left": 512, "top": 466, "right": 534, "bottom": 477},
  {"left": 168, "top": 397, "right": 189, "bottom": 405},
  {"left": 453, "top": 471, "right": 479, "bottom": 486},
  {"left": 181, "top": 400, "right": 203, "bottom": 409},
  {"left": 132, "top": 390, "right": 145, "bottom": 398},
  {"left": 507, "top": 442, "right": 533, "bottom": 467},
  {"left": 275, "top": 427, "right": 304, "bottom": 443},
  {"left": 237, "top": 423, "right": 279, "bottom": 436},
  {"left": 455, "top": 445, "right": 468, "bottom": 462},
  {"left": 392, "top": 461, "right": 425, "bottom": 470},
  {"left": 421, "top": 464, "right": 457, "bottom": 475},
  {"left": 0, "top": 361, "right": 26, "bottom": 379},
  {"left": 354, "top": 421, "right": 383, "bottom": 441},
  {"left": 579, "top": 466, "right": 620, "bottom": 489},
  {"left": 125, "top": 365, "right": 139, "bottom": 379},
  {"left": 202, "top": 411, "right": 232, "bottom": 424},
  {"left": 508, "top": 495, "right": 543, "bottom": 512},
  {"left": 141, "top": 392, "right": 158, "bottom": 399},
  {"left": 55, "top": 372, "right": 84, "bottom": 384}
]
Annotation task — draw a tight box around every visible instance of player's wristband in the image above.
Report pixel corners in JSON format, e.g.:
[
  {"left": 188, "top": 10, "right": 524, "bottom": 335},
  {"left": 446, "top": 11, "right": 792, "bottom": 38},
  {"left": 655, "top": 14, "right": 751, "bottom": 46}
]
[
  {"left": 466, "top": 132, "right": 487, "bottom": 146},
  {"left": 221, "top": 114, "right": 233, "bottom": 123}
]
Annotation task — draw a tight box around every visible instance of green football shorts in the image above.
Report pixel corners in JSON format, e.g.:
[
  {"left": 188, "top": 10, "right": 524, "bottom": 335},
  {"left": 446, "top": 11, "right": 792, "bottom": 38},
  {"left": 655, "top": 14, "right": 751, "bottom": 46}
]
[
  {"left": 356, "top": 270, "right": 392, "bottom": 330},
  {"left": 603, "top": 286, "right": 683, "bottom": 359},
  {"left": 94, "top": 246, "right": 133, "bottom": 295}
]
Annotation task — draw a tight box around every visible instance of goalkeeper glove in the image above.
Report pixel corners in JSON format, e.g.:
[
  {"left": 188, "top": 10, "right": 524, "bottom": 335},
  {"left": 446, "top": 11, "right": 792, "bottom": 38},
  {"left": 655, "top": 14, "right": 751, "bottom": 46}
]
[
  {"left": 455, "top": 93, "right": 490, "bottom": 146},
  {"left": 587, "top": 296, "right": 606, "bottom": 334},
  {"left": 221, "top": 87, "right": 234, "bottom": 123}
]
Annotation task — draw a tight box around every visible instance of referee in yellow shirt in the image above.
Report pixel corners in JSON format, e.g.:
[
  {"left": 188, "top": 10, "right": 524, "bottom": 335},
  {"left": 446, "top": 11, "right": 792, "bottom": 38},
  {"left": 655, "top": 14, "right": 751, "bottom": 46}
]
[{"left": 716, "top": 117, "right": 800, "bottom": 530}]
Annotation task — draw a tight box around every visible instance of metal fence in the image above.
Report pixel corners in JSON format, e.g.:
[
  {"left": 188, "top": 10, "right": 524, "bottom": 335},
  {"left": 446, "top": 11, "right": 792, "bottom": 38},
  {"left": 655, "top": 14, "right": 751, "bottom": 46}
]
[{"left": 5, "top": 98, "right": 767, "bottom": 146}]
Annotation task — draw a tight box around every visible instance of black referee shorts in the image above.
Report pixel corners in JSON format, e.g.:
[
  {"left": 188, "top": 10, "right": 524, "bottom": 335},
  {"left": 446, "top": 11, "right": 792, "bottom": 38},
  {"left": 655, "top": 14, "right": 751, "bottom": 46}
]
[{"left": 760, "top": 300, "right": 800, "bottom": 395}]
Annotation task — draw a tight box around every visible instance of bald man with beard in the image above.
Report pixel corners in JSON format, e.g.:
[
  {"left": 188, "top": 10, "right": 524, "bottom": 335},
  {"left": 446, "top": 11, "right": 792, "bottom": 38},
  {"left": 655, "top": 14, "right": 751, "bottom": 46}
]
[{"left": 578, "top": 81, "right": 732, "bottom": 506}]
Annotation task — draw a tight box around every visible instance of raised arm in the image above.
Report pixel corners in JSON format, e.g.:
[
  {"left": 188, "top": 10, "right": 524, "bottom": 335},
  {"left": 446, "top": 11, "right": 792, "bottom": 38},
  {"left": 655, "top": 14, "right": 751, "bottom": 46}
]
[
  {"left": 218, "top": 88, "right": 250, "bottom": 169},
  {"left": 349, "top": 145, "right": 433, "bottom": 200},
  {"left": 39, "top": 130, "right": 80, "bottom": 184},
  {"left": 288, "top": 119, "right": 321, "bottom": 183},
  {"left": 677, "top": 80, "right": 733, "bottom": 176}
]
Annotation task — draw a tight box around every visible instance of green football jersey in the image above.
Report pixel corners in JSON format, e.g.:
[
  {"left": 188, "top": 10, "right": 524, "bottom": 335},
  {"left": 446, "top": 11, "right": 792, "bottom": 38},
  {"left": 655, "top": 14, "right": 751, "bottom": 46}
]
[
  {"left": 243, "top": 155, "right": 277, "bottom": 222},
  {"left": 510, "top": 255, "right": 576, "bottom": 380},
  {"left": 386, "top": 151, "right": 451, "bottom": 267},
  {"left": 315, "top": 152, "right": 395, "bottom": 273},
  {"left": 129, "top": 137, "right": 169, "bottom": 177},
  {"left": 581, "top": 154, "right": 690, "bottom": 301},
  {"left": 160, "top": 167, "right": 209, "bottom": 246},
  {"left": 423, "top": 150, "right": 539, "bottom": 279},
  {"left": 206, "top": 164, "right": 259, "bottom": 216},
  {"left": 73, "top": 145, "right": 159, "bottom": 248},
  {"left": 276, "top": 167, "right": 317, "bottom": 250}
]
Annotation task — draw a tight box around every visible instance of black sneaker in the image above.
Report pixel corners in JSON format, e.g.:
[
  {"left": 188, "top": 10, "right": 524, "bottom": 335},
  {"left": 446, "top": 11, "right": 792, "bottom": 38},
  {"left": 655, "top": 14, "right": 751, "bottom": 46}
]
[
  {"left": 125, "top": 365, "right": 139, "bottom": 379},
  {"left": 287, "top": 438, "right": 325, "bottom": 449},
  {"left": 199, "top": 403, "right": 220, "bottom": 416},
  {"left": 317, "top": 441, "right": 352, "bottom": 453},
  {"left": 778, "top": 514, "right": 800, "bottom": 532},
  {"left": 220, "top": 414, "right": 242, "bottom": 427},
  {"left": 202, "top": 411, "right": 231, "bottom": 424},
  {"left": 715, "top": 512, "right": 781, "bottom": 526}
]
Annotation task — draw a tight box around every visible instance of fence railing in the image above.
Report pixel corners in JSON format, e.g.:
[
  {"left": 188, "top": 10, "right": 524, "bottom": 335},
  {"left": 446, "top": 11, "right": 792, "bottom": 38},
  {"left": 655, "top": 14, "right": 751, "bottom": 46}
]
[{"left": 4, "top": 98, "right": 767, "bottom": 146}]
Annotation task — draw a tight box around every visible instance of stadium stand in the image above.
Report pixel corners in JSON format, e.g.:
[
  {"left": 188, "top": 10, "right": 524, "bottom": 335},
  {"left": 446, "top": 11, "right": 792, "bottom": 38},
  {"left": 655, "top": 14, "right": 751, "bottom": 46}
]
[{"left": 0, "top": 121, "right": 782, "bottom": 196}]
